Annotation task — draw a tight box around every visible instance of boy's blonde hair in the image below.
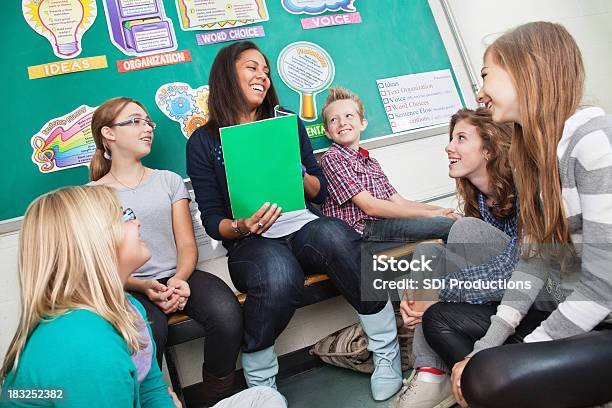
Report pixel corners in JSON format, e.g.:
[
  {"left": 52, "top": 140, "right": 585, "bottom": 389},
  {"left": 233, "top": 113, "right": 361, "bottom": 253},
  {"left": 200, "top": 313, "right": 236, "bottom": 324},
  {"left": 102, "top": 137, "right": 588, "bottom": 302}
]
[
  {"left": 321, "top": 86, "right": 365, "bottom": 130},
  {"left": 1, "top": 185, "right": 144, "bottom": 380}
]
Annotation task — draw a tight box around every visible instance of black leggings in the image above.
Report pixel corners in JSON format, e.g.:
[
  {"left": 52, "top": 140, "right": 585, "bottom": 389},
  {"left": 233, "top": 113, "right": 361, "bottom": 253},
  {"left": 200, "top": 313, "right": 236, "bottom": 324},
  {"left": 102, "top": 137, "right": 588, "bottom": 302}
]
[
  {"left": 130, "top": 270, "right": 243, "bottom": 377},
  {"left": 423, "top": 302, "right": 612, "bottom": 408}
]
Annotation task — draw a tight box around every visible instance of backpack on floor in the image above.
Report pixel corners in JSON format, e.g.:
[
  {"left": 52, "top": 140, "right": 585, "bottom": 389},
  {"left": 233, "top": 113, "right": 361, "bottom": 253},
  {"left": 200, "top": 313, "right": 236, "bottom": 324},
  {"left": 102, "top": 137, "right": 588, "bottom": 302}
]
[{"left": 309, "top": 312, "right": 414, "bottom": 373}]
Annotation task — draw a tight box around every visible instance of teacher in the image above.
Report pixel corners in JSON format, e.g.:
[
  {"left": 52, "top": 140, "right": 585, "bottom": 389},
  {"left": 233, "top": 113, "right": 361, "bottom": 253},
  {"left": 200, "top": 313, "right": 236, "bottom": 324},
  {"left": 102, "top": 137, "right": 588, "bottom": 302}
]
[{"left": 186, "top": 41, "right": 402, "bottom": 401}]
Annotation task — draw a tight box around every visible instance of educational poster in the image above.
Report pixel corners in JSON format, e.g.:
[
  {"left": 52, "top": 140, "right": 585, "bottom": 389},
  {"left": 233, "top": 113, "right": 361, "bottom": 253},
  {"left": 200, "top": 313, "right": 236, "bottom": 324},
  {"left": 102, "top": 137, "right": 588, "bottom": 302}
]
[
  {"left": 31, "top": 105, "right": 97, "bottom": 173},
  {"left": 281, "top": 0, "right": 356, "bottom": 14},
  {"left": 155, "top": 82, "right": 209, "bottom": 138},
  {"left": 102, "top": 0, "right": 178, "bottom": 56},
  {"left": 175, "top": 0, "right": 269, "bottom": 31},
  {"left": 22, "top": 0, "right": 97, "bottom": 59},
  {"left": 377, "top": 69, "right": 463, "bottom": 133},
  {"left": 196, "top": 25, "right": 265, "bottom": 45},
  {"left": 301, "top": 12, "right": 361, "bottom": 30},
  {"left": 188, "top": 189, "right": 227, "bottom": 261},
  {"left": 277, "top": 41, "right": 335, "bottom": 122}
]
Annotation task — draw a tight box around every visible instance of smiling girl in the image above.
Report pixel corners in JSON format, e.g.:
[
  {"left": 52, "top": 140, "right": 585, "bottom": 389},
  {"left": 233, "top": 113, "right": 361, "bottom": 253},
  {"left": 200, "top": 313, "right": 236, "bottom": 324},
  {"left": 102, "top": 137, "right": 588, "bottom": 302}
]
[
  {"left": 393, "top": 108, "right": 517, "bottom": 408},
  {"left": 422, "top": 22, "right": 612, "bottom": 408},
  {"left": 89, "top": 97, "right": 243, "bottom": 405}
]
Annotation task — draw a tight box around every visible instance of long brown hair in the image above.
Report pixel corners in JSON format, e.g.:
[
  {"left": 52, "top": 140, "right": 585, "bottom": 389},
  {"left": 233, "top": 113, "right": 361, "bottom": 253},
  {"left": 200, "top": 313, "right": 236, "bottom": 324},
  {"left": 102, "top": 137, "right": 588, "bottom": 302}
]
[
  {"left": 89, "top": 97, "right": 148, "bottom": 181},
  {"left": 487, "top": 22, "right": 584, "bottom": 244},
  {"left": 205, "top": 41, "right": 279, "bottom": 137},
  {"left": 450, "top": 108, "right": 515, "bottom": 219}
]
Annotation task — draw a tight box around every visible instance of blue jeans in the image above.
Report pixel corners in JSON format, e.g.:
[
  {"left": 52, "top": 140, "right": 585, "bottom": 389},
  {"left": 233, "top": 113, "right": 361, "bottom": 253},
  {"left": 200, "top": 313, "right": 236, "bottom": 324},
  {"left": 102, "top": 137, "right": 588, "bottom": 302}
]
[
  {"left": 228, "top": 216, "right": 386, "bottom": 352},
  {"left": 362, "top": 216, "right": 455, "bottom": 243}
]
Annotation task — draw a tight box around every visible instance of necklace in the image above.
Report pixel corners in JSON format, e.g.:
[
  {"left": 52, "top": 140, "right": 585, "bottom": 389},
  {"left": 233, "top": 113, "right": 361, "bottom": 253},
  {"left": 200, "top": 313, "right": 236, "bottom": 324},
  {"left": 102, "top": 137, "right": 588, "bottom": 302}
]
[{"left": 109, "top": 167, "right": 146, "bottom": 193}]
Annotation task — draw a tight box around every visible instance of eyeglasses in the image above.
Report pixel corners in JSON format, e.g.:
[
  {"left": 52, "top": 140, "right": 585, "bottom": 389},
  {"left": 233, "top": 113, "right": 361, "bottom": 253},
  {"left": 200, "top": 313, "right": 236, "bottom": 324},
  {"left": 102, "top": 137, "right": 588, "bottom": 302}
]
[
  {"left": 111, "top": 117, "right": 156, "bottom": 129},
  {"left": 122, "top": 208, "right": 136, "bottom": 222}
]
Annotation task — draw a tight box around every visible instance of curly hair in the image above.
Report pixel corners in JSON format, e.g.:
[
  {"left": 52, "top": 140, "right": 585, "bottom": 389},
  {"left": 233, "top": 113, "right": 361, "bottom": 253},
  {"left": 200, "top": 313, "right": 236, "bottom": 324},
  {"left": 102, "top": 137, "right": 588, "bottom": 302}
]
[{"left": 450, "top": 108, "right": 515, "bottom": 220}]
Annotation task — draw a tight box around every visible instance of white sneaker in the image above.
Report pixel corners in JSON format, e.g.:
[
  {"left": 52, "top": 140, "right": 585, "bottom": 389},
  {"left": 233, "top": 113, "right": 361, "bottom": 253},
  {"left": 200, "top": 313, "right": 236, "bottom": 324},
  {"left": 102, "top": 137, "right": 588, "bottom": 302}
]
[{"left": 389, "top": 371, "right": 456, "bottom": 408}]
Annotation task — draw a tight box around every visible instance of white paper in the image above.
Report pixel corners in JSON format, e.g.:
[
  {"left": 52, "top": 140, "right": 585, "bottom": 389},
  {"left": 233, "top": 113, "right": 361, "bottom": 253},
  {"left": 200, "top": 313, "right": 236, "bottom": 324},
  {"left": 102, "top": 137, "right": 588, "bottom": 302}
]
[{"left": 377, "top": 69, "right": 463, "bottom": 133}]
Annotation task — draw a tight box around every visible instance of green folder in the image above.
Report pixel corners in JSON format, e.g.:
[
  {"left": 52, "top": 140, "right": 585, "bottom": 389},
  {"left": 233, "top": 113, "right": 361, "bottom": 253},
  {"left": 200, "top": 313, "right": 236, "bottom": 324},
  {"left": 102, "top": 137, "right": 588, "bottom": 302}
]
[{"left": 220, "top": 114, "right": 306, "bottom": 219}]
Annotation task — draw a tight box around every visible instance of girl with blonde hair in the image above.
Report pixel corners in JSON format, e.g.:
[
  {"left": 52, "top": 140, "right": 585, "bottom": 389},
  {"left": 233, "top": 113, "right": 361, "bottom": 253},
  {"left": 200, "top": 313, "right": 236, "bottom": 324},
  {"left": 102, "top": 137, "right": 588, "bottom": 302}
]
[
  {"left": 0, "top": 185, "right": 179, "bottom": 407},
  {"left": 422, "top": 21, "right": 612, "bottom": 407},
  {"left": 89, "top": 97, "right": 242, "bottom": 405}
]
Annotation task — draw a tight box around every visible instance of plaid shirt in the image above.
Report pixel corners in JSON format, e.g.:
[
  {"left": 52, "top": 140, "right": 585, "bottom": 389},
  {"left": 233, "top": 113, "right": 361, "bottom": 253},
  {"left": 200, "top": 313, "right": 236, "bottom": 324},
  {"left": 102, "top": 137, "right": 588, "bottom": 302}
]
[
  {"left": 320, "top": 143, "right": 397, "bottom": 234},
  {"left": 439, "top": 192, "right": 519, "bottom": 304}
]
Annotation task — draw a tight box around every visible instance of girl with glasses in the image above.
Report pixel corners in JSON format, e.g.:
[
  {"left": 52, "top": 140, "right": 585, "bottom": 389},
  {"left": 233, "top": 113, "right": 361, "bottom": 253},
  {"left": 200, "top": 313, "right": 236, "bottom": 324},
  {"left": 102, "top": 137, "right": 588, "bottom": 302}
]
[{"left": 89, "top": 97, "right": 243, "bottom": 406}]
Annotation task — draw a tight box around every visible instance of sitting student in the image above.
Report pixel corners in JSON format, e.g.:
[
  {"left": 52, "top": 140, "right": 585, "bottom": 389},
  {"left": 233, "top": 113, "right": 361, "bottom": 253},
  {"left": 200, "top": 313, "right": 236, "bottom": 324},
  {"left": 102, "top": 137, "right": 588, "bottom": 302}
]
[
  {"left": 391, "top": 108, "right": 517, "bottom": 408},
  {"left": 422, "top": 22, "right": 612, "bottom": 408},
  {"left": 320, "top": 86, "right": 457, "bottom": 242},
  {"left": 1, "top": 186, "right": 179, "bottom": 407},
  {"left": 89, "top": 97, "right": 242, "bottom": 406}
]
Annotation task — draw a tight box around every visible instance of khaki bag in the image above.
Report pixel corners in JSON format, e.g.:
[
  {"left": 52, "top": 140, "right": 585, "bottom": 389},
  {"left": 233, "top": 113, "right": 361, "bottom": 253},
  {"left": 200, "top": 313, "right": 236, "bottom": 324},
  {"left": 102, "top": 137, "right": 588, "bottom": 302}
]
[{"left": 309, "top": 312, "right": 414, "bottom": 373}]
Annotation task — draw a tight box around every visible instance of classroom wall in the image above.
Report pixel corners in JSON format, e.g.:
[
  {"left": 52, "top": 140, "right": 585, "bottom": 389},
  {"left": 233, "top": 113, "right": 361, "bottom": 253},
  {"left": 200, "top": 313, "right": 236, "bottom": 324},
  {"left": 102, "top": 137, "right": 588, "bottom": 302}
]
[
  {"left": 2, "top": 0, "right": 611, "bottom": 388},
  {"left": 445, "top": 0, "right": 612, "bottom": 113}
]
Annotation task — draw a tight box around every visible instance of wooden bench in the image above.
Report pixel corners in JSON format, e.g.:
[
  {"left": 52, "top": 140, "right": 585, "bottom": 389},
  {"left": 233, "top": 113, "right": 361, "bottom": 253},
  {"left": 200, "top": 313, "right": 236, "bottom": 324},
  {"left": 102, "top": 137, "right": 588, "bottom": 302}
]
[{"left": 164, "top": 240, "right": 436, "bottom": 400}]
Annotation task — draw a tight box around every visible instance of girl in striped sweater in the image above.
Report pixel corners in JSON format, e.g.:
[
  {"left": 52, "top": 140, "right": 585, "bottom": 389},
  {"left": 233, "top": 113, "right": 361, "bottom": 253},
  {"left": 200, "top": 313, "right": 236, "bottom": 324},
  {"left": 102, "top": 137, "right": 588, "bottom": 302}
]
[{"left": 421, "top": 21, "right": 612, "bottom": 408}]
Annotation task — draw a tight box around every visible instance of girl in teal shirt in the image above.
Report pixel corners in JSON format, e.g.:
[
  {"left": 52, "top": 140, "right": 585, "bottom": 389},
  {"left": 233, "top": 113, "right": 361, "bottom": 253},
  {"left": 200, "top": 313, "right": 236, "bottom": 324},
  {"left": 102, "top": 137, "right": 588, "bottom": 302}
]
[{"left": 0, "top": 186, "right": 178, "bottom": 407}]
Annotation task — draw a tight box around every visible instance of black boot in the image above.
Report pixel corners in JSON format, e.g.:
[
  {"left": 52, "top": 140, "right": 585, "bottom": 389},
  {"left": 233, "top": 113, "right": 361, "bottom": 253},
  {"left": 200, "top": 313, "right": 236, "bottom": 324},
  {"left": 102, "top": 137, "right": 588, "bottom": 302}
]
[{"left": 202, "top": 367, "right": 236, "bottom": 407}]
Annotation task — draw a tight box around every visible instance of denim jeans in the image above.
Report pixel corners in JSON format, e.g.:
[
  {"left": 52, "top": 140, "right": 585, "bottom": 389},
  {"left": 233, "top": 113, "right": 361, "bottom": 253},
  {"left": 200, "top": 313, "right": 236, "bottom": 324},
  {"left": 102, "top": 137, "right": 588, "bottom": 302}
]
[
  {"left": 228, "top": 216, "right": 386, "bottom": 352},
  {"left": 362, "top": 216, "right": 455, "bottom": 243}
]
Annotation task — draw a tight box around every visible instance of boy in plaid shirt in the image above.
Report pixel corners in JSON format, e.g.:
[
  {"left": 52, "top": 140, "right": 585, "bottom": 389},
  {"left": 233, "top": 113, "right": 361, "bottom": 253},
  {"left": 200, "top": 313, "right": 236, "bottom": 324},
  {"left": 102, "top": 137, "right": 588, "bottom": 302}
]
[{"left": 319, "top": 87, "right": 457, "bottom": 241}]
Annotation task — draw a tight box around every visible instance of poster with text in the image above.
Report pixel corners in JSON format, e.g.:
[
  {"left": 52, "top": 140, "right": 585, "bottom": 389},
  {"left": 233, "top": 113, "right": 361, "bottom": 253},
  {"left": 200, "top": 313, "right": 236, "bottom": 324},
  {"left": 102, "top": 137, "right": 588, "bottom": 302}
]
[
  {"left": 277, "top": 41, "right": 335, "bottom": 122},
  {"left": 281, "top": 0, "right": 356, "bottom": 14},
  {"left": 31, "top": 105, "right": 97, "bottom": 173},
  {"left": 156, "top": 82, "right": 209, "bottom": 138},
  {"left": 377, "top": 69, "right": 462, "bottom": 133},
  {"left": 102, "top": 0, "right": 178, "bottom": 56},
  {"left": 176, "top": 0, "right": 268, "bottom": 31},
  {"left": 23, "top": 0, "right": 97, "bottom": 59}
]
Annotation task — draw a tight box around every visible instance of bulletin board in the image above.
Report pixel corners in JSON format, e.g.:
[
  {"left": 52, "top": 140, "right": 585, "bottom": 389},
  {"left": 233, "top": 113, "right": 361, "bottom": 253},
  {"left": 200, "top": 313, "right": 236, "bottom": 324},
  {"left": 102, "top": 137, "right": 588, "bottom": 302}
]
[{"left": 1, "top": 0, "right": 464, "bottom": 222}]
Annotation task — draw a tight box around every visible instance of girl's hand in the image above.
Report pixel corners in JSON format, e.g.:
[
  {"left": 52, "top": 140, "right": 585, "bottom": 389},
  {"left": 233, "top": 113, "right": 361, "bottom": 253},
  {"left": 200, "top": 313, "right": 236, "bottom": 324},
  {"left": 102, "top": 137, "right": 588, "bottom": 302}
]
[
  {"left": 399, "top": 299, "right": 423, "bottom": 329},
  {"left": 239, "top": 202, "right": 282, "bottom": 235},
  {"left": 451, "top": 357, "right": 470, "bottom": 407},
  {"left": 144, "top": 280, "right": 172, "bottom": 303},
  {"left": 167, "top": 277, "right": 190, "bottom": 310}
]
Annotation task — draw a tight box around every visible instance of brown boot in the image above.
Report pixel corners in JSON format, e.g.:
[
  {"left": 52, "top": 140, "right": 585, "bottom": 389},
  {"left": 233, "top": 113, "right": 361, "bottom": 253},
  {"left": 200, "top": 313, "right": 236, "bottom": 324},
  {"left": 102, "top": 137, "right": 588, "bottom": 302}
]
[{"left": 202, "top": 368, "right": 236, "bottom": 407}]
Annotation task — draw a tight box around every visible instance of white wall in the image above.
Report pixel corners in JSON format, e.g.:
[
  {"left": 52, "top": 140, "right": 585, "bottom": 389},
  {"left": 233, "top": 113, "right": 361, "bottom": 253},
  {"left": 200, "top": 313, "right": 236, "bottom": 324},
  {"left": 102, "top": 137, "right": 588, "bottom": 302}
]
[{"left": 444, "top": 0, "right": 612, "bottom": 112}]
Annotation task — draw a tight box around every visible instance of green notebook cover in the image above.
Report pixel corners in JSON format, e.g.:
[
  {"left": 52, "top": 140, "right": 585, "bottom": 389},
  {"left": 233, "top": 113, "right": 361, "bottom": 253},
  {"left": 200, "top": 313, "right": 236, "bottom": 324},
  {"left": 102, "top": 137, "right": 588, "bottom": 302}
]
[{"left": 220, "top": 114, "right": 306, "bottom": 219}]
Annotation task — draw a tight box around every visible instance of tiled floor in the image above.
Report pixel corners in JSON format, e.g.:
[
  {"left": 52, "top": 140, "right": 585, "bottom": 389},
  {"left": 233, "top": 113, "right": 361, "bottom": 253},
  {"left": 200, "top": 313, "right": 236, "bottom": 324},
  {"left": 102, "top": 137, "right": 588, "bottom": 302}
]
[{"left": 277, "top": 365, "right": 410, "bottom": 408}]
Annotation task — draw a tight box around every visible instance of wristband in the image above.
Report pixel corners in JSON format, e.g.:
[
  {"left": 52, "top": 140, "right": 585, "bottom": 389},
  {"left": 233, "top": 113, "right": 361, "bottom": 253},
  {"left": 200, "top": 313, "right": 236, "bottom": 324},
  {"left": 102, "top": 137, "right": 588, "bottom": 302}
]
[
  {"left": 301, "top": 164, "right": 307, "bottom": 177},
  {"left": 231, "top": 219, "right": 251, "bottom": 237}
]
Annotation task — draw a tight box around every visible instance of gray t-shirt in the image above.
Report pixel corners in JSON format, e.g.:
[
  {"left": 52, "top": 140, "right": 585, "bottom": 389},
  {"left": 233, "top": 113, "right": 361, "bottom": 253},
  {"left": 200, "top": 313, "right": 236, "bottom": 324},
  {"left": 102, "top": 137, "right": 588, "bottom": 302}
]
[{"left": 94, "top": 170, "right": 190, "bottom": 280}]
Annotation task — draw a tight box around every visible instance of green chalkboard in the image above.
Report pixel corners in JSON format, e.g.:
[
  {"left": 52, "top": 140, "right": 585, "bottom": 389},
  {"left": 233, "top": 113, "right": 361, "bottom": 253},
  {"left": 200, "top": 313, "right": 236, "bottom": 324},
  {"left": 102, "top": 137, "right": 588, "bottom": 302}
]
[{"left": 2, "top": 0, "right": 461, "bottom": 221}]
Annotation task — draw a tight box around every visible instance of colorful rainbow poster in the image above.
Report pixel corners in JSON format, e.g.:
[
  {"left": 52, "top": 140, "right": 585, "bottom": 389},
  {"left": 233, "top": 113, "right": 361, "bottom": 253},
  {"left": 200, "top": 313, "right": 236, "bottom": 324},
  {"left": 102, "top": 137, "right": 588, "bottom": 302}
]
[
  {"left": 22, "top": 0, "right": 97, "bottom": 59},
  {"left": 31, "top": 105, "right": 97, "bottom": 173}
]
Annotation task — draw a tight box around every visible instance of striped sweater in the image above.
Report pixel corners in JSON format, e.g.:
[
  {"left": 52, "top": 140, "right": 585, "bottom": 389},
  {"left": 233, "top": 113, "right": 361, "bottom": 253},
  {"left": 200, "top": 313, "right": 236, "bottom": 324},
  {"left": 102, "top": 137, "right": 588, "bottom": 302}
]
[{"left": 470, "top": 107, "right": 612, "bottom": 356}]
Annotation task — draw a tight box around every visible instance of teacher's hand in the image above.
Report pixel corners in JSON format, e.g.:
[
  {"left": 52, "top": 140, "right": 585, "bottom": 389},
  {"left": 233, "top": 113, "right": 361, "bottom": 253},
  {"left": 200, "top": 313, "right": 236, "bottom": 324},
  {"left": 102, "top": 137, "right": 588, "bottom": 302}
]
[{"left": 239, "top": 202, "right": 282, "bottom": 235}]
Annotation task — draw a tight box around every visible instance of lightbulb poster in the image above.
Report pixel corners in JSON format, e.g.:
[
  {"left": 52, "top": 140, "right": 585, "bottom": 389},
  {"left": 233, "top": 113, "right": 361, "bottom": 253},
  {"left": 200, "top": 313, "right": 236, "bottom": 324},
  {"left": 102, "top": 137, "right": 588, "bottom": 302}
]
[{"left": 22, "top": 0, "right": 97, "bottom": 60}]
